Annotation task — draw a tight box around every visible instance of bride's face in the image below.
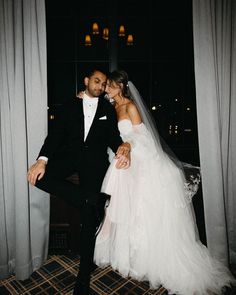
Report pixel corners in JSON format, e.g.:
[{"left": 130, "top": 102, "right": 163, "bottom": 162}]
[{"left": 105, "top": 80, "right": 122, "bottom": 100}]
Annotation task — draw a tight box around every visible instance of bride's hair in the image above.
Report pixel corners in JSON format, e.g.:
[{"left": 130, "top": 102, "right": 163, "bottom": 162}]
[{"left": 107, "top": 70, "right": 132, "bottom": 99}]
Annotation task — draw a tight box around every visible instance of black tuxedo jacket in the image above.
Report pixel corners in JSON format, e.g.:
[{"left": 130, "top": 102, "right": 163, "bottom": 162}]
[{"left": 38, "top": 97, "right": 122, "bottom": 165}]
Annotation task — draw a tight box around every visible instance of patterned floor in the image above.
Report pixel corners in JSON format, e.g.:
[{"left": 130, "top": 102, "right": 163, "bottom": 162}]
[{"left": 0, "top": 255, "right": 168, "bottom": 294}]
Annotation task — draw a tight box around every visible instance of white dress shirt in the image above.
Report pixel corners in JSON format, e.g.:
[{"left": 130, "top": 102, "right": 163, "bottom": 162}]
[
  {"left": 38, "top": 94, "right": 99, "bottom": 163},
  {"left": 83, "top": 93, "right": 98, "bottom": 140}
]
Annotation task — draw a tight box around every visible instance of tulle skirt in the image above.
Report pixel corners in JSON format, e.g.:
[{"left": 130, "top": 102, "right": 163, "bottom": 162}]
[{"left": 94, "top": 152, "right": 234, "bottom": 295}]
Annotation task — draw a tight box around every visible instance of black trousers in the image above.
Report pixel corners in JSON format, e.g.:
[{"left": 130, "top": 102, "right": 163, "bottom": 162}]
[
  {"left": 36, "top": 151, "right": 108, "bottom": 281},
  {"left": 36, "top": 152, "right": 108, "bottom": 205}
]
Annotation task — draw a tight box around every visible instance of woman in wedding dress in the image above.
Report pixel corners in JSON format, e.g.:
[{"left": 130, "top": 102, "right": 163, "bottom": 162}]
[{"left": 93, "top": 70, "right": 235, "bottom": 295}]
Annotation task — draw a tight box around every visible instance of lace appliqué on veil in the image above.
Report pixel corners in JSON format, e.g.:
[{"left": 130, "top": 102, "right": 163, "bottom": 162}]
[{"left": 184, "top": 171, "right": 201, "bottom": 202}]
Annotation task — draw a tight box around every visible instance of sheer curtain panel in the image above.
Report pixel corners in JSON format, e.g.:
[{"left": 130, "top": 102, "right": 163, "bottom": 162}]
[
  {"left": 192, "top": 0, "right": 236, "bottom": 271},
  {"left": 0, "top": 0, "right": 49, "bottom": 280}
]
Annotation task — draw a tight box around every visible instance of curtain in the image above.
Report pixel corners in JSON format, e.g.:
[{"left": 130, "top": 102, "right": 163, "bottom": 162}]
[
  {"left": 192, "top": 0, "right": 236, "bottom": 269},
  {"left": 0, "top": 0, "right": 49, "bottom": 280}
]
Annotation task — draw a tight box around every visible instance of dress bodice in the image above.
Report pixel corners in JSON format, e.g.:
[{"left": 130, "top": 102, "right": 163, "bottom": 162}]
[{"left": 118, "top": 119, "right": 133, "bottom": 135}]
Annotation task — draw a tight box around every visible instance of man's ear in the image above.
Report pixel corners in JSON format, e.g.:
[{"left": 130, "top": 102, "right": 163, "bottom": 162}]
[{"left": 84, "top": 77, "right": 89, "bottom": 86}]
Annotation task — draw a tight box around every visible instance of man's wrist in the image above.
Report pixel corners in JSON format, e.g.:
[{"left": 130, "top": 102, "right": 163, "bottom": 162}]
[
  {"left": 38, "top": 156, "right": 48, "bottom": 164},
  {"left": 37, "top": 159, "right": 47, "bottom": 165}
]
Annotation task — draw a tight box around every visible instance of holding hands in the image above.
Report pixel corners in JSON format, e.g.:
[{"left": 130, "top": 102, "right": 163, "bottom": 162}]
[{"left": 115, "top": 142, "right": 131, "bottom": 169}]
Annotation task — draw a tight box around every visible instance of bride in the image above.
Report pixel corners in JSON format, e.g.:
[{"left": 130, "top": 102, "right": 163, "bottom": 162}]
[{"left": 93, "top": 70, "right": 235, "bottom": 295}]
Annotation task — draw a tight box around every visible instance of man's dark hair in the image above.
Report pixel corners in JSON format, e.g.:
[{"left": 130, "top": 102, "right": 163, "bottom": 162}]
[{"left": 85, "top": 68, "right": 108, "bottom": 78}]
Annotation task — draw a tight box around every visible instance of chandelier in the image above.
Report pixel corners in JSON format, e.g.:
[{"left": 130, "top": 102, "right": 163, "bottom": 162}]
[{"left": 84, "top": 22, "right": 134, "bottom": 46}]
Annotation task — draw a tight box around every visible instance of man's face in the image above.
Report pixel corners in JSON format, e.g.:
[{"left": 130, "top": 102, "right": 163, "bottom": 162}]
[{"left": 85, "top": 71, "right": 107, "bottom": 97}]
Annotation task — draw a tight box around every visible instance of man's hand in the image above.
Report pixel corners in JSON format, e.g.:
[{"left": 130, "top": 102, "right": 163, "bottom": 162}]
[
  {"left": 115, "top": 142, "right": 131, "bottom": 169},
  {"left": 27, "top": 159, "right": 47, "bottom": 186}
]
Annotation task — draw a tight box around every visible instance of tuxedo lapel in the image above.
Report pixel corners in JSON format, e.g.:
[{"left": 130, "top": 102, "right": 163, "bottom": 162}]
[{"left": 77, "top": 99, "right": 85, "bottom": 141}]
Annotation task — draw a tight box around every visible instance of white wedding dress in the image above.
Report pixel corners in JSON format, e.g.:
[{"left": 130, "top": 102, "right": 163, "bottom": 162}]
[{"left": 94, "top": 119, "right": 234, "bottom": 295}]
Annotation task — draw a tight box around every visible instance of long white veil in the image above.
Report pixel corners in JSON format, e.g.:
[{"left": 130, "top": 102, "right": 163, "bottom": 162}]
[
  {"left": 128, "top": 81, "right": 183, "bottom": 166},
  {"left": 128, "top": 81, "right": 201, "bottom": 205}
]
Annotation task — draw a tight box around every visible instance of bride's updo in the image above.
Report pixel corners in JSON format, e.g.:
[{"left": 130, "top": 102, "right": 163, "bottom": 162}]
[{"left": 107, "top": 70, "right": 132, "bottom": 99}]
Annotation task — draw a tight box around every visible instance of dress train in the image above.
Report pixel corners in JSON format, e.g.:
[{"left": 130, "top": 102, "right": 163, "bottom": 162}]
[{"left": 94, "top": 119, "right": 235, "bottom": 295}]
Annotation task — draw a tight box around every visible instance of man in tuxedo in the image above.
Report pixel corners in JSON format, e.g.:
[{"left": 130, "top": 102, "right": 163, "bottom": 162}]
[{"left": 27, "top": 69, "right": 130, "bottom": 295}]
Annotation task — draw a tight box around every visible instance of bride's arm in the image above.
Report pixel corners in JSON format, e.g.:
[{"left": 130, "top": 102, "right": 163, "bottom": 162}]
[
  {"left": 127, "top": 103, "right": 142, "bottom": 125},
  {"left": 126, "top": 102, "right": 160, "bottom": 159}
]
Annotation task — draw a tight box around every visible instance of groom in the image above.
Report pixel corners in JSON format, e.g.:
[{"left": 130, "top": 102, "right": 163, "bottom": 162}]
[{"left": 27, "top": 69, "right": 130, "bottom": 295}]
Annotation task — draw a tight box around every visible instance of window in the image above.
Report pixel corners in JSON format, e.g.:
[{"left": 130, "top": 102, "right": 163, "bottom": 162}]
[{"left": 46, "top": 0, "right": 199, "bottom": 165}]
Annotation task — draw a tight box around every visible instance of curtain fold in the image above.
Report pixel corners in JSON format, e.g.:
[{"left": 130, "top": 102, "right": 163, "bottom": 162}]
[
  {"left": 0, "top": 0, "right": 49, "bottom": 280},
  {"left": 192, "top": 0, "right": 236, "bottom": 268}
]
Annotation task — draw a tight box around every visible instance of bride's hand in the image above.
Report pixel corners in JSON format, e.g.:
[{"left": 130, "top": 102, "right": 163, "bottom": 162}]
[
  {"left": 76, "top": 91, "right": 84, "bottom": 99},
  {"left": 115, "top": 142, "right": 131, "bottom": 169},
  {"left": 116, "top": 142, "right": 131, "bottom": 157},
  {"left": 115, "top": 154, "right": 130, "bottom": 169}
]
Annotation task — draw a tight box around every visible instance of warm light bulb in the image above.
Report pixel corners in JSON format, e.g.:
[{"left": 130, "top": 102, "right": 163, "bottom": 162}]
[
  {"left": 118, "top": 25, "right": 125, "bottom": 36},
  {"left": 127, "top": 34, "right": 134, "bottom": 46},
  {"left": 102, "top": 28, "right": 109, "bottom": 40},
  {"left": 85, "top": 34, "right": 92, "bottom": 46},
  {"left": 92, "top": 22, "right": 99, "bottom": 35}
]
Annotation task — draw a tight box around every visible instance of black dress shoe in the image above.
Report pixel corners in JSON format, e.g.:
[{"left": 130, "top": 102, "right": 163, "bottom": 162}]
[
  {"left": 90, "top": 262, "right": 98, "bottom": 272},
  {"left": 73, "top": 280, "right": 90, "bottom": 295}
]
